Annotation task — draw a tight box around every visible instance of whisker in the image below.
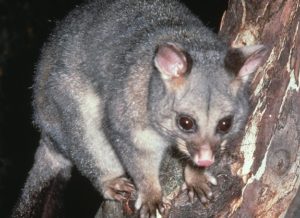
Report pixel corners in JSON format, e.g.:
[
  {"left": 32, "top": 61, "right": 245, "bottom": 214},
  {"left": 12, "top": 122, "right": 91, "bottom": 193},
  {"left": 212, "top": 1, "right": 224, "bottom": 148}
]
[
  {"left": 177, "top": 155, "right": 190, "bottom": 162},
  {"left": 155, "top": 122, "right": 186, "bottom": 143},
  {"left": 154, "top": 123, "right": 193, "bottom": 157}
]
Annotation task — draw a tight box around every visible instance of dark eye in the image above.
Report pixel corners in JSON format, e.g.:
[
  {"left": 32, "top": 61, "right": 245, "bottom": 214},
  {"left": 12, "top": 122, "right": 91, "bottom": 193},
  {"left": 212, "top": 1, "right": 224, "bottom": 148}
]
[
  {"left": 216, "top": 116, "right": 233, "bottom": 134},
  {"left": 176, "top": 114, "right": 197, "bottom": 133}
]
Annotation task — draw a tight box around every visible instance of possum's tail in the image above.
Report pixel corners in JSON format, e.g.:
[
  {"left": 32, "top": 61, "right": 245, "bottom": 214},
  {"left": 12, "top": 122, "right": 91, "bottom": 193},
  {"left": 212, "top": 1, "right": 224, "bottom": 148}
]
[{"left": 11, "top": 136, "right": 72, "bottom": 218}]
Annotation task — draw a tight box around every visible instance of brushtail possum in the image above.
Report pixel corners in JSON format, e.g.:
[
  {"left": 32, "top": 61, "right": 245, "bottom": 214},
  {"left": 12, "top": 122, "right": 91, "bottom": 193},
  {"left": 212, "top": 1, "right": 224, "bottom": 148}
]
[{"left": 12, "top": 0, "right": 268, "bottom": 217}]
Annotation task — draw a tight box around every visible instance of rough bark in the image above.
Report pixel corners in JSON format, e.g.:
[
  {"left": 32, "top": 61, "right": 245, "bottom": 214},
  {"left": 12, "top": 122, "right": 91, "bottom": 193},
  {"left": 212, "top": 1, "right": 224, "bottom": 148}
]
[
  {"left": 96, "top": 0, "right": 300, "bottom": 217},
  {"left": 218, "top": 0, "right": 300, "bottom": 217}
]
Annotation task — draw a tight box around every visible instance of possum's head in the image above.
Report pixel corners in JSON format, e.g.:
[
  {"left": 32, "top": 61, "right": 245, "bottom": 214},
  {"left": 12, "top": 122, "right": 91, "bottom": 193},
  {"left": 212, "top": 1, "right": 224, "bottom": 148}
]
[{"left": 149, "top": 42, "right": 268, "bottom": 167}]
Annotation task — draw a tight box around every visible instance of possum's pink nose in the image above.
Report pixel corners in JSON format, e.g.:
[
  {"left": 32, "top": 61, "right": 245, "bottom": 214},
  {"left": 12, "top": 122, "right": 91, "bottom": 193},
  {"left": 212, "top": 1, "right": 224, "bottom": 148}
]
[{"left": 194, "top": 145, "right": 215, "bottom": 167}]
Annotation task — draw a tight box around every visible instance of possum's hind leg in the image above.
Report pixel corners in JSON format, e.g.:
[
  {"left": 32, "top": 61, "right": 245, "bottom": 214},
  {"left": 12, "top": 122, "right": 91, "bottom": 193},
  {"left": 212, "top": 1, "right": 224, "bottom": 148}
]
[{"left": 12, "top": 136, "right": 72, "bottom": 218}]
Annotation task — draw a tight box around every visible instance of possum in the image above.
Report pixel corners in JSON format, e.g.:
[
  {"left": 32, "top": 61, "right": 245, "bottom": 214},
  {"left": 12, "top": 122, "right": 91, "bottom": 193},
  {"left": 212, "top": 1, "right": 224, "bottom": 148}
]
[{"left": 12, "top": 0, "right": 268, "bottom": 217}]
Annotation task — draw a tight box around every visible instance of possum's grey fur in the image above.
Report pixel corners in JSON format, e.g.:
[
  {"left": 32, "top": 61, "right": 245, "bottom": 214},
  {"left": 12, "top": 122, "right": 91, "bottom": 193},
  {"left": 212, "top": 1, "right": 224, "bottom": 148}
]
[{"left": 12, "top": 0, "right": 267, "bottom": 217}]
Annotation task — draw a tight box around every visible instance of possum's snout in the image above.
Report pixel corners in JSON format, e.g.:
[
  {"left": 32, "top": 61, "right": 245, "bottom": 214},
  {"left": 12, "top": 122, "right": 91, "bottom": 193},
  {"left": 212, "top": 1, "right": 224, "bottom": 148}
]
[{"left": 188, "top": 143, "right": 215, "bottom": 167}]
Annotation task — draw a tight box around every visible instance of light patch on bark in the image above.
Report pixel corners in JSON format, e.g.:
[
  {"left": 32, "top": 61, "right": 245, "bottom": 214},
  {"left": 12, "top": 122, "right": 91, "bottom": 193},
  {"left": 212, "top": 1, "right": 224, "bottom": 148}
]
[
  {"left": 253, "top": 48, "right": 276, "bottom": 97},
  {"left": 288, "top": 67, "right": 300, "bottom": 91},
  {"left": 240, "top": 0, "right": 246, "bottom": 29},
  {"left": 253, "top": 67, "right": 268, "bottom": 97},
  {"left": 287, "top": 20, "right": 300, "bottom": 92},
  {"left": 234, "top": 25, "right": 260, "bottom": 47},
  {"left": 238, "top": 99, "right": 266, "bottom": 177},
  {"left": 255, "top": 2, "right": 271, "bottom": 23},
  {"left": 251, "top": 138, "right": 272, "bottom": 180}
]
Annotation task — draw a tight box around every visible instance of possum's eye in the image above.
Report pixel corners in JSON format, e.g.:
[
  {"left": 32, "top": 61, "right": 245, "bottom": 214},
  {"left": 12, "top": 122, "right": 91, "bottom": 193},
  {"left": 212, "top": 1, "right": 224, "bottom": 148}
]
[
  {"left": 176, "top": 114, "right": 197, "bottom": 133},
  {"left": 216, "top": 116, "right": 233, "bottom": 134}
]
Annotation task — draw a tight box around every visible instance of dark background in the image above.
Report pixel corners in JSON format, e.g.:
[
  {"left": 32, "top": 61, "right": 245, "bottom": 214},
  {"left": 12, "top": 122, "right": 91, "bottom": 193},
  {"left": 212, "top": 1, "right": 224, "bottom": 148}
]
[{"left": 0, "top": 0, "right": 228, "bottom": 217}]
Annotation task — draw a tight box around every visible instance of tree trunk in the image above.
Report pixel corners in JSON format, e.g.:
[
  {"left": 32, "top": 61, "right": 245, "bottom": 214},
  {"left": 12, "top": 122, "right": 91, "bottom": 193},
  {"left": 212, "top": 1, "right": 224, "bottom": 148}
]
[
  {"left": 96, "top": 0, "right": 300, "bottom": 217},
  {"left": 218, "top": 0, "right": 300, "bottom": 217}
]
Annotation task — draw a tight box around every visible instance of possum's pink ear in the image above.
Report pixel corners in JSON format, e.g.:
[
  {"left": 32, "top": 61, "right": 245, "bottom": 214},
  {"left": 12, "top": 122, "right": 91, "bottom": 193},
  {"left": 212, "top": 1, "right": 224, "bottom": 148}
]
[
  {"left": 154, "top": 43, "right": 191, "bottom": 80},
  {"left": 225, "top": 45, "right": 268, "bottom": 84}
]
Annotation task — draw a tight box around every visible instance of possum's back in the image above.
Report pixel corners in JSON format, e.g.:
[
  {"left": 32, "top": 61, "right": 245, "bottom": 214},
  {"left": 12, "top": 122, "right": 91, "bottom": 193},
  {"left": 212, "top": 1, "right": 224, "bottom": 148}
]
[{"left": 34, "top": 0, "right": 216, "bottom": 88}]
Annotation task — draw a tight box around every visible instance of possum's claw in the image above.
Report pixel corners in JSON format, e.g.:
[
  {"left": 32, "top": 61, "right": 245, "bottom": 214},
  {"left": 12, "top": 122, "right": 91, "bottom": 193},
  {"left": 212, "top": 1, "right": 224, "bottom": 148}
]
[
  {"left": 183, "top": 165, "right": 217, "bottom": 204},
  {"left": 102, "top": 176, "right": 135, "bottom": 201}
]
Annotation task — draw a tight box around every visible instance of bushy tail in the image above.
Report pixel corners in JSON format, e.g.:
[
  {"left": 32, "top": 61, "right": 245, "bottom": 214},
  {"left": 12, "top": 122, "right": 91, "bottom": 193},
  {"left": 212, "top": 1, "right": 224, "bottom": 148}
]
[{"left": 12, "top": 137, "right": 72, "bottom": 218}]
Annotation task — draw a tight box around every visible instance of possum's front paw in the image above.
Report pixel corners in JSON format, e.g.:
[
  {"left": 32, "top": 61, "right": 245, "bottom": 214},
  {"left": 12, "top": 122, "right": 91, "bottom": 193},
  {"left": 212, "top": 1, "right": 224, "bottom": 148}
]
[
  {"left": 183, "top": 165, "right": 217, "bottom": 204},
  {"left": 135, "top": 189, "right": 166, "bottom": 218},
  {"left": 102, "top": 176, "right": 135, "bottom": 201}
]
